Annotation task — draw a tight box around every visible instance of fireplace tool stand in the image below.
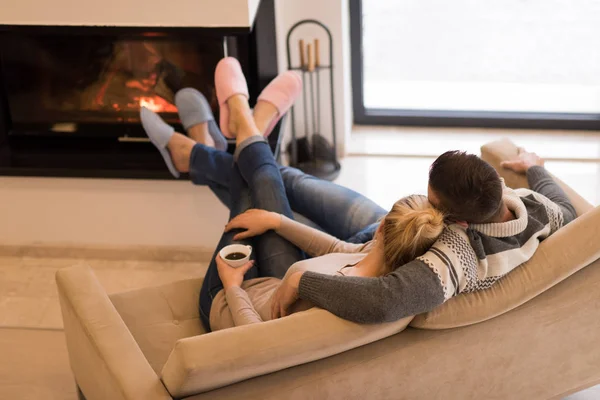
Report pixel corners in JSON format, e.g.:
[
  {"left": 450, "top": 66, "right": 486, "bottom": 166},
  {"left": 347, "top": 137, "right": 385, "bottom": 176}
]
[{"left": 286, "top": 19, "right": 340, "bottom": 181}]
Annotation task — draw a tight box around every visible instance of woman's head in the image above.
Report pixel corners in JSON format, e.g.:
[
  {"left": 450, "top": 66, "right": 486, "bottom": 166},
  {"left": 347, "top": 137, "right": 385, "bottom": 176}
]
[{"left": 380, "top": 195, "right": 445, "bottom": 273}]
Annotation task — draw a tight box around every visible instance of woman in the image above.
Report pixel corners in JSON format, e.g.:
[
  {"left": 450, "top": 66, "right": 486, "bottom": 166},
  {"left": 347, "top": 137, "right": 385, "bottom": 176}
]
[
  {"left": 211, "top": 195, "right": 444, "bottom": 330},
  {"left": 141, "top": 57, "right": 444, "bottom": 330}
]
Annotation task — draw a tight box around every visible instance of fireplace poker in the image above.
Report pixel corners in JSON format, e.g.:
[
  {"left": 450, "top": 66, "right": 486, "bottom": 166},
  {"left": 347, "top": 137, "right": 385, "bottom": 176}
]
[
  {"left": 307, "top": 42, "right": 318, "bottom": 159},
  {"left": 314, "top": 39, "right": 321, "bottom": 137},
  {"left": 299, "top": 39, "right": 310, "bottom": 145}
]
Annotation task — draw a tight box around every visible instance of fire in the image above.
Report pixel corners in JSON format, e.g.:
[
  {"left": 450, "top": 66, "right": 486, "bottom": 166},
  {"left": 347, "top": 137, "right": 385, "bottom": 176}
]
[{"left": 138, "top": 96, "right": 177, "bottom": 113}]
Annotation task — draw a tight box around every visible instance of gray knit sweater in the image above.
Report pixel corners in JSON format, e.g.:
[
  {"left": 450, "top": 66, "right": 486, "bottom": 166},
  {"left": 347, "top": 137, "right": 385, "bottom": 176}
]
[{"left": 298, "top": 166, "right": 577, "bottom": 324}]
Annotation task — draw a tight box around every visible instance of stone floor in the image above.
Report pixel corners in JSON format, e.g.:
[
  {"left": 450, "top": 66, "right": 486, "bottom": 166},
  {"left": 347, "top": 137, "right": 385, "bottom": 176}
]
[
  {"left": 0, "top": 255, "right": 208, "bottom": 330},
  {"left": 0, "top": 255, "right": 207, "bottom": 400}
]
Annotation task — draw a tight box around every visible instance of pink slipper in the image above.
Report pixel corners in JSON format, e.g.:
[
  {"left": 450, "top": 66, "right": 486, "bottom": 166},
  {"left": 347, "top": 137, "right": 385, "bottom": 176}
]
[
  {"left": 257, "top": 71, "right": 302, "bottom": 137},
  {"left": 214, "top": 57, "right": 249, "bottom": 138}
]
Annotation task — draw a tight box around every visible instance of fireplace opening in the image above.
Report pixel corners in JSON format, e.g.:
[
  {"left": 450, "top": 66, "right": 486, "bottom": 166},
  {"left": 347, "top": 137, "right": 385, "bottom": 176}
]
[
  {"left": 1, "top": 33, "right": 223, "bottom": 136},
  {"left": 0, "top": 0, "right": 279, "bottom": 178}
]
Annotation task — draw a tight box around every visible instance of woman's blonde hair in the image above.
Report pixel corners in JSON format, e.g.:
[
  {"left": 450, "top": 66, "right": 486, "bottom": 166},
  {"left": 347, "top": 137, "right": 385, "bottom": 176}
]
[{"left": 382, "top": 195, "right": 444, "bottom": 273}]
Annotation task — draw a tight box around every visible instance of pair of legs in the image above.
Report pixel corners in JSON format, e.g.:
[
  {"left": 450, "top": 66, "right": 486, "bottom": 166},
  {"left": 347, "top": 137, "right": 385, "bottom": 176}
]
[
  {"left": 159, "top": 74, "right": 386, "bottom": 244},
  {"left": 197, "top": 96, "right": 305, "bottom": 329},
  {"left": 188, "top": 144, "right": 387, "bottom": 244},
  {"left": 145, "top": 78, "right": 387, "bottom": 326}
]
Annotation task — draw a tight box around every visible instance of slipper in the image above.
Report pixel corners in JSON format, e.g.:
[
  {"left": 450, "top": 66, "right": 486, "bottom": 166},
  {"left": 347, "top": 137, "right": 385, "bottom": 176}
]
[
  {"left": 214, "top": 57, "right": 249, "bottom": 139},
  {"left": 256, "top": 71, "right": 302, "bottom": 138},
  {"left": 140, "top": 107, "right": 179, "bottom": 178},
  {"left": 174, "top": 88, "right": 227, "bottom": 151}
]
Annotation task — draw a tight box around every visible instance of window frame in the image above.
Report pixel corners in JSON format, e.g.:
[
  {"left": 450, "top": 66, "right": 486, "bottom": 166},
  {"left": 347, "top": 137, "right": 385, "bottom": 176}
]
[{"left": 349, "top": 0, "right": 600, "bottom": 130}]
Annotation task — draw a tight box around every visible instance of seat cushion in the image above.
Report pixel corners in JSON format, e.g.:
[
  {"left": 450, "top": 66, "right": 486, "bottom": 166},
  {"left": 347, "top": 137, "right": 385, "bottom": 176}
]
[
  {"left": 410, "top": 138, "right": 598, "bottom": 329},
  {"left": 110, "top": 277, "right": 206, "bottom": 373}
]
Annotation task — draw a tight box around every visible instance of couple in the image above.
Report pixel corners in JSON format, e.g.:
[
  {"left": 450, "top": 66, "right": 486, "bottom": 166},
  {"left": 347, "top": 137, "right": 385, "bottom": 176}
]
[{"left": 141, "top": 57, "right": 577, "bottom": 331}]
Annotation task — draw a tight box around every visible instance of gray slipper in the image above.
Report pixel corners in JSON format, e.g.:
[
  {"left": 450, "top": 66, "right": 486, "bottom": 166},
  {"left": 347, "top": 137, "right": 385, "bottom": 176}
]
[
  {"left": 175, "top": 88, "right": 227, "bottom": 151},
  {"left": 140, "top": 107, "right": 179, "bottom": 178}
]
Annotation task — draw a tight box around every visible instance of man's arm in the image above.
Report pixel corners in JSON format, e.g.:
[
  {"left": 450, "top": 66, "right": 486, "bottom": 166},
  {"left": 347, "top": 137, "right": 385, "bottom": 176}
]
[
  {"left": 273, "top": 260, "right": 445, "bottom": 324},
  {"left": 501, "top": 148, "right": 577, "bottom": 224},
  {"left": 526, "top": 166, "right": 577, "bottom": 224}
]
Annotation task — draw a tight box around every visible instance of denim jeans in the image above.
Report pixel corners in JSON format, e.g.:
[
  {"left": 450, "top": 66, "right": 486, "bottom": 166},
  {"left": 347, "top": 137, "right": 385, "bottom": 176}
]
[
  {"left": 198, "top": 140, "right": 305, "bottom": 330},
  {"left": 189, "top": 144, "right": 387, "bottom": 244}
]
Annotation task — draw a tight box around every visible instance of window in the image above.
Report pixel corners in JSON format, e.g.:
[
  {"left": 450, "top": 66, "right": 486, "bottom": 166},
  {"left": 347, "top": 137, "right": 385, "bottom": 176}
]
[{"left": 350, "top": 0, "right": 600, "bottom": 129}]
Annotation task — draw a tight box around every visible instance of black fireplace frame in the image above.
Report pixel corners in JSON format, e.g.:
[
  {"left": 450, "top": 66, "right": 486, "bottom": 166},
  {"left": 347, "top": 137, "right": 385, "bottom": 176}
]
[{"left": 0, "top": 0, "right": 281, "bottom": 179}]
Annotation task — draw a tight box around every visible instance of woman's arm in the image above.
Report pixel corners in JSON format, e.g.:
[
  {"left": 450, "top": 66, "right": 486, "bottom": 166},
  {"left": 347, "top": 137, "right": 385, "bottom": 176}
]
[
  {"left": 216, "top": 256, "right": 262, "bottom": 326},
  {"left": 225, "top": 209, "right": 370, "bottom": 257},
  {"left": 224, "top": 287, "right": 263, "bottom": 326},
  {"left": 276, "top": 215, "right": 369, "bottom": 257}
]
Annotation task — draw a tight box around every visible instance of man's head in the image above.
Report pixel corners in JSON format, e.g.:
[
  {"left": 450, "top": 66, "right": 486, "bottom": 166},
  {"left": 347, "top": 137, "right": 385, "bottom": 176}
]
[{"left": 427, "top": 150, "right": 503, "bottom": 223}]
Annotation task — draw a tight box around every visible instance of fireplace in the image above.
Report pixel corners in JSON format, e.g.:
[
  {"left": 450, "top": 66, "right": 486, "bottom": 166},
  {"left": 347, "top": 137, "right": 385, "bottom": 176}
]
[{"left": 0, "top": 0, "right": 280, "bottom": 179}]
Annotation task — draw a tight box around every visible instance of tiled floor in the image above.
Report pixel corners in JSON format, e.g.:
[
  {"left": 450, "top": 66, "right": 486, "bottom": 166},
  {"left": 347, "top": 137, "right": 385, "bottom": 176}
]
[
  {"left": 0, "top": 255, "right": 207, "bottom": 400},
  {"left": 0, "top": 256, "right": 207, "bottom": 330},
  {"left": 0, "top": 328, "right": 77, "bottom": 400},
  {"left": 1, "top": 129, "right": 599, "bottom": 399}
]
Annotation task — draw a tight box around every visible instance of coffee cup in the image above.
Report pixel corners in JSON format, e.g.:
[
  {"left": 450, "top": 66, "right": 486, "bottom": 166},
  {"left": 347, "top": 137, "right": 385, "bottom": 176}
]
[{"left": 219, "top": 244, "right": 253, "bottom": 268}]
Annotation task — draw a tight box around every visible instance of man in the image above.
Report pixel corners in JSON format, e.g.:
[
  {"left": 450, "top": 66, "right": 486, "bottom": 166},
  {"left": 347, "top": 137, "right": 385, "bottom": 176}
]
[{"left": 270, "top": 149, "right": 577, "bottom": 323}]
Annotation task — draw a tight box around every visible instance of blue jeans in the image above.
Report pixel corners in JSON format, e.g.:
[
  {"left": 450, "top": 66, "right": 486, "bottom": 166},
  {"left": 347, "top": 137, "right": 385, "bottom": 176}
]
[
  {"left": 189, "top": 144, "right": 387, "bottom": 244},
  {"left": 198, "top": 139, "right": 305, "bottom": 330}
]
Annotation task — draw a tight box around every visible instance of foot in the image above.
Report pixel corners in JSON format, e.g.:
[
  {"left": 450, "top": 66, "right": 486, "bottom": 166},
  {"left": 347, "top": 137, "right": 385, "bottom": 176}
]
[
  {"left": 166, "top": 132, "right": 195, "bottom": 173},
  {"left": 187, "top": 123, "right": 215, "bottom": 148},
  {"left": 140, "top": 107, "right": 195, "bottom": 177},
  {"left": 253, "top": 101, "right": 279, "bottom": 136},
  {"left": 214, "top": 57, "right": 250, "bottom": 138},
  {"left": 227, "top": 94, "right": 261, "bottom": 146},
  {"left": 253, "top": 71, "right": 302, "bottom": 137},
  {"left": 174, "top": 88, "right": 227, "bottom": 151}
]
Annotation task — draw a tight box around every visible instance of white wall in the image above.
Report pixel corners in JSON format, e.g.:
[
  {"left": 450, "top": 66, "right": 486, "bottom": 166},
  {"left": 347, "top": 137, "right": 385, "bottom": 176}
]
[
  {"left": 274, "top": 0, "right": 352, "bottom": 157},
  {"left": 0, "top": 0, "right": 260, "bottom": 27}
]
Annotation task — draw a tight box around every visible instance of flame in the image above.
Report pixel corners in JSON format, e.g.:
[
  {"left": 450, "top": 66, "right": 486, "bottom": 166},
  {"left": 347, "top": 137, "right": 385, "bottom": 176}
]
[{"left": 138, "top": 96, "right": 177, "bottom": 113}]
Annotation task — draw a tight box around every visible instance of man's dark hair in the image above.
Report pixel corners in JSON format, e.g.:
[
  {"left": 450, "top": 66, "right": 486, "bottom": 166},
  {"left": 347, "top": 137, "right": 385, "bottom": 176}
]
[{"left": 429, "top": 150, "right": 503, "bottom": 223}]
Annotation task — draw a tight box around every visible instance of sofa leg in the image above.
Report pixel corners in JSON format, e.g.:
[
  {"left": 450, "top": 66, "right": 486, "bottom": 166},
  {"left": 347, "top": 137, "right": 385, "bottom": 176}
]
[{"left": 76, "top": 384, "right": 87, "bottom": 400}]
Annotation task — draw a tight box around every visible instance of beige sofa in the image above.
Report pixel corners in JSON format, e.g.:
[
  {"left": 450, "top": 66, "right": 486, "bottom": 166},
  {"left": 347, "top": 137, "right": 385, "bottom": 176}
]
[{"left": 57, "top": 140, "right": 600, "bottom": 400}]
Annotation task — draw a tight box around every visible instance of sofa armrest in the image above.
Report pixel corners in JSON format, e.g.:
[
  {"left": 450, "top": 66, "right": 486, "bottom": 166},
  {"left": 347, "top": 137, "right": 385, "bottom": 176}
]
[
  {"left": 161, "top": 308, "right": 412, "bottom": 398},
  {"left": 56, "top": 265, "right": 171, "bottom": 400},
  {"left": 481, "top": 138, "right": 593, "bottom": 216}
]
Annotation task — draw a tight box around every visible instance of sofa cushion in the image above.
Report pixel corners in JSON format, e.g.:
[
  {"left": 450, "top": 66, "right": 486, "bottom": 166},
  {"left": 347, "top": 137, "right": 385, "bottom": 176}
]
[
  {"left": 410, "top": 138, "right": 598, "bottom": 329},
  {"left": 161, "top": 309, "right": 412, "bottom": 398},
  {"left": 110, "top": 277, "right": 206, "bottom": 373}
]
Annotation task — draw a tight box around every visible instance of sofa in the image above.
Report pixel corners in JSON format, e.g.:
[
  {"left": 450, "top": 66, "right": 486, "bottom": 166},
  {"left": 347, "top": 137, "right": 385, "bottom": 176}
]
[{"left": 57, "top": 139, "right": 600, "bottom": 400}]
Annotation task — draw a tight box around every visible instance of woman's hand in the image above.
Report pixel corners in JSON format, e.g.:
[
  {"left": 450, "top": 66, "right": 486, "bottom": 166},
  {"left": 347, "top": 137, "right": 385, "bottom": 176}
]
[
  {"left": 225, "top": 209, "right": 281, "bottom": 240},
  {"left": 216, "top": 254, "right": 255, "bottom": 290}
]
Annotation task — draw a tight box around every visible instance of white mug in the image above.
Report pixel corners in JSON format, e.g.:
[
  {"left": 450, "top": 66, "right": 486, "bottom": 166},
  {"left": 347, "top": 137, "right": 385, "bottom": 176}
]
[{"left": 219, "top": 244, "right": 253, "bottom": 268}]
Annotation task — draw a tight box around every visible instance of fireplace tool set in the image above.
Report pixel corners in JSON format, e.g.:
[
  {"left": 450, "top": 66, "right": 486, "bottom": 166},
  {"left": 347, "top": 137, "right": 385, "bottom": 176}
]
[{"left": 286, "top": 19, "right": 340, "bottom": 181}]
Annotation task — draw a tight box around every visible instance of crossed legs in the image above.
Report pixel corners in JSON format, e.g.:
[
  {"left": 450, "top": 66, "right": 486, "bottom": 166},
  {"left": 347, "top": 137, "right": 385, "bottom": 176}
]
[{"left": 197, "top": 94, "right": 304, "bottom": 329}]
